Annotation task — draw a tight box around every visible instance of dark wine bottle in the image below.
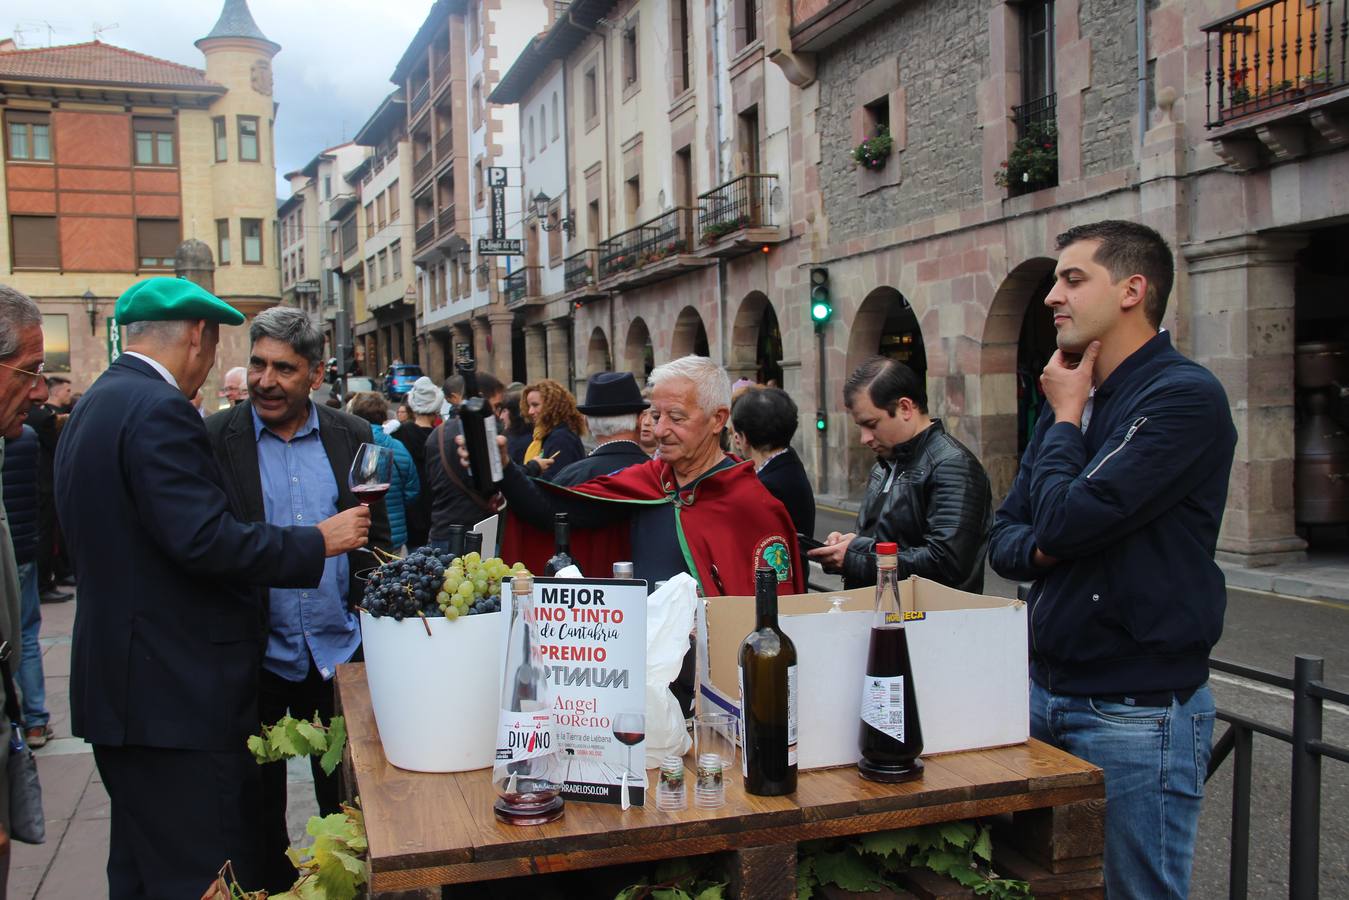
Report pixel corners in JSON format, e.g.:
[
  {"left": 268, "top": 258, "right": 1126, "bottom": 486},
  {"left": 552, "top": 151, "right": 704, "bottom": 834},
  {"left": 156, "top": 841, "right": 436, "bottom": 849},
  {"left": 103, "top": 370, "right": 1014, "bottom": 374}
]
[
  {"left": 545, "top": 513, "right": 575, "bottom": 576},
  {"left": 857, "top": 542, "right": 924, "bottom": 782},
  {"left": 739, "top": 566, "right": 797, "bottom": 796},
  {"left": 464, "top": 530, "right": 484, "bottom": 556},
  {"left": 445, "top": 524, "right": 466, "bottom": 560},
  {"left": 458, "top": 360, "right": 502, "bottom": 495}
]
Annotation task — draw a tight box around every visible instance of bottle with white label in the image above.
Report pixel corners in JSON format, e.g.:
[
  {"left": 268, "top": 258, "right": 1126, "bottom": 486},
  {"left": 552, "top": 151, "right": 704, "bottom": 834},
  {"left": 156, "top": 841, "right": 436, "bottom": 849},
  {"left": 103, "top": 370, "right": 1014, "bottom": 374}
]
[
  {"left": 738, "top": 566, "right": 797, "bottom": 796},
  {"left": 857, "top": 541, "right": 924, "bottom": 782},
  {"left": 492, "top": 571, "right": 565, "bottom": 824}
]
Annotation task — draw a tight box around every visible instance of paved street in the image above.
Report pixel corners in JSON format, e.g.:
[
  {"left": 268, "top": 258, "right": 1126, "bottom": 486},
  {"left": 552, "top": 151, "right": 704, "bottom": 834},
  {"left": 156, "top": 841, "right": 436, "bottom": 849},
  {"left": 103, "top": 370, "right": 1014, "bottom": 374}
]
[{"left": 8, "top": 503, "right": 1346, "bottom": 897}]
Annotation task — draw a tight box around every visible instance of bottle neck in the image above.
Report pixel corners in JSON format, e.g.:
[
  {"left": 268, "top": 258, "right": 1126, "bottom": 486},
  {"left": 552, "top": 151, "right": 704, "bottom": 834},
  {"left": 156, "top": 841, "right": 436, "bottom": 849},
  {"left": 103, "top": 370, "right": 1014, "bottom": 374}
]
[
  {"left": 554, "top": 524, "right": 570, "bottom": 554},
  {"left": 874, "top": 559, "right": 902, "bottom": 624},
  {"left": 755, "top": 590, "right": 778, "bottom": 629}
]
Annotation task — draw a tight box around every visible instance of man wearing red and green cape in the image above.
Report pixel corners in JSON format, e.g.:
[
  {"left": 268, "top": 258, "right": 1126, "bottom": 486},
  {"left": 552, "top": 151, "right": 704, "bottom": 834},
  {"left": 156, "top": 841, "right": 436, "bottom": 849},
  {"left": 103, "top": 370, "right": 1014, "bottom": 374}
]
[{"left": 495, "top": 356, "right": 805, "bottom": 597}]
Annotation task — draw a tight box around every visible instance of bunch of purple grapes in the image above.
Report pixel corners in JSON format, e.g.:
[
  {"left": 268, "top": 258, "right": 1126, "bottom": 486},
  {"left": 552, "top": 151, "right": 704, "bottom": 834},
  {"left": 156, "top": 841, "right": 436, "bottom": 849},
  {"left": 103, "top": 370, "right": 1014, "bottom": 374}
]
[{"left": 361, "top": 547, "right": 452, "bottom": 620}]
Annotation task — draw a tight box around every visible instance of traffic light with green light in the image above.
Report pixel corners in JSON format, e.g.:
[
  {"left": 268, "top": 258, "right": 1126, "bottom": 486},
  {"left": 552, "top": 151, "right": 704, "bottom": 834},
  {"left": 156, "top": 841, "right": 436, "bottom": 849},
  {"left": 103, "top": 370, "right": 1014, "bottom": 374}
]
[{"left": 809, "top": 267, "right": 832, "bottom": 330}]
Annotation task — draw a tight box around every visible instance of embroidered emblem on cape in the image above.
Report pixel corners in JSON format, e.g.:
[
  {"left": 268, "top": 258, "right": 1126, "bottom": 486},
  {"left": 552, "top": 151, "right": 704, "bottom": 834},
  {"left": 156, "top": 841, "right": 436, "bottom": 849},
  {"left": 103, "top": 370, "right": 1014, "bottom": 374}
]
[{"left": 755, "top": 535, "right": 792, "bottom": 583}]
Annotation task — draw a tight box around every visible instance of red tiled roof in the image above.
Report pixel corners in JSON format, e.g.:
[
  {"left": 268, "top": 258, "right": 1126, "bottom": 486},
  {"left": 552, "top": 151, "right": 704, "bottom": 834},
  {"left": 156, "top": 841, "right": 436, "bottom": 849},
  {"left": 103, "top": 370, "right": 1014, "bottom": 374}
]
[{"left": 0, "top": 41, "right": 224, "bottom": 92}]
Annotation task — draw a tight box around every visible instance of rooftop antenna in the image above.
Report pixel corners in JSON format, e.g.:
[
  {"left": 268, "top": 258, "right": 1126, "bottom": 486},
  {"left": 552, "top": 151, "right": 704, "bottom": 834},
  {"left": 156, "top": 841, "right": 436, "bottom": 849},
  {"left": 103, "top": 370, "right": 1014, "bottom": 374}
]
[{"left": 92, "top": 22, "right": 119, "bottom": 42}]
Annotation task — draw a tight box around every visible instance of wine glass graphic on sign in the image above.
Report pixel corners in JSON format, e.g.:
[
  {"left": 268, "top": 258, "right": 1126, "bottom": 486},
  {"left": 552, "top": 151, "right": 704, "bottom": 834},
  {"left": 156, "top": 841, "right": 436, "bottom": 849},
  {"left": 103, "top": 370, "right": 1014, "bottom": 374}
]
[
  {"left": 349, "top": 443, "right": 394, "bottom": 507},
  {"left": 612, "top": 711, "right": 645, "bottom": 781}
]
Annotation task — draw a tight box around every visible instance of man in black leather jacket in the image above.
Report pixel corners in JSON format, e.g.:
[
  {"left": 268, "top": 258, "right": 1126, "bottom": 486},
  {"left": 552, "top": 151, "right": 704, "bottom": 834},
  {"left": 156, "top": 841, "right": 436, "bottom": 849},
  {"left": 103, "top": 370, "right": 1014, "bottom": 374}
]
[{"left": 809, "top": 357, "right": 991, "bottom": 592}]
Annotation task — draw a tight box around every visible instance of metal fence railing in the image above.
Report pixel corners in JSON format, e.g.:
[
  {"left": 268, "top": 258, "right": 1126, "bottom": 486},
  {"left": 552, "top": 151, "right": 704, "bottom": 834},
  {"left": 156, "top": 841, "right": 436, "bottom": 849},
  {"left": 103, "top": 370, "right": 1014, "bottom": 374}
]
[
  {"left": 1203, "top": 0, "right": 1349, "bottom": 127},
  {"left": 698, "top": 174, "right": 776, "bottom": 244},
  {"left": 564, "top": 249, "right": 596, "bottom": 292}
]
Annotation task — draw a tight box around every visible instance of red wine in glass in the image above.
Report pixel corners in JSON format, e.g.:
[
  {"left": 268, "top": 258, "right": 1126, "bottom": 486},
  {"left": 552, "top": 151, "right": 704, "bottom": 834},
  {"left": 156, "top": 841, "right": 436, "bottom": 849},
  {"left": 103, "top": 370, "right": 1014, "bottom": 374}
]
[
  {"left": 612, "top": 711, "right": 645, "bottom": 792},
  {"left": 352, "top": 483, "right": 391, "bottom": 506},
  {"left": 349, "top": 443, "right": 394, "bottom": 508},
  {"left": 613, "top": 730, "right": 644, "bottom": 746}
]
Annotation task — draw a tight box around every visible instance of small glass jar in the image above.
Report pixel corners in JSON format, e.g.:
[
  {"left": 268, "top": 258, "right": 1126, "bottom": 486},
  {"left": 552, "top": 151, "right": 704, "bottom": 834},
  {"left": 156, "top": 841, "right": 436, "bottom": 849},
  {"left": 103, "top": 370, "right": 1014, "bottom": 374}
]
[
  {"left": 656, "top": 755, "right": 687, "bottom": 811},
  {"left": 694, "top": 752, "right": 725, "bottom": 809}
]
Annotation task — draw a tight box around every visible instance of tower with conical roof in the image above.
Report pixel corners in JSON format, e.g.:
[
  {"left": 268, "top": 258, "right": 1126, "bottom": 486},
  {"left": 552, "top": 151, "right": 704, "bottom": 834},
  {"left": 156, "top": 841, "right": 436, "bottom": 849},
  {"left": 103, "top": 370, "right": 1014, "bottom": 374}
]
[{"left": 194, "top": 0, "right": 281, "bottom": 315}]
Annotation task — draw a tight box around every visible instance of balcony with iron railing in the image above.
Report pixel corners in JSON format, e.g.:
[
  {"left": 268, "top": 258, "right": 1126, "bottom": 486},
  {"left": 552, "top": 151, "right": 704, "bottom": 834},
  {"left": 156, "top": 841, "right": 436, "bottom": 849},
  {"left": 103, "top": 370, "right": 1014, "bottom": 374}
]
[
  {"left": 696, "top": 173, "right": 783, "bottom": 258},
  {"left": 437, "top": 203, "right": 456, "bottom": 235},
  {"left": 413, "top": 152, "right": 433, "bottom": 186},
  {"left": 1005, "top": 93, "right": 1058, "bottom": 195},
  {"left": 1201, "top": 0, "right": 1349, "bottom": 169},
  {"left": 564, "top": 249, "right": 601, "bottom": 294},
  {"left": 597, "top": 207, "right": 712, "bottom": 289},
  {"left": 410, "top": 79, "right": 431, "bottom": 117},
  {"left": 505, "top": 267, "right": 544, "bottom": 307},
  {"left": 415, "top": 217, "right": 436, "bottom": 250}
]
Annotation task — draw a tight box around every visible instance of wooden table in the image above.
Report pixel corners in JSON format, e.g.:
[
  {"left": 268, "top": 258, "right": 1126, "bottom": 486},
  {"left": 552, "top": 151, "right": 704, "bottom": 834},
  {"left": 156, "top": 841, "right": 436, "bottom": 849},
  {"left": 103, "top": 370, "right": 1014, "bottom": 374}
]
[{"left": 337, "top": 664, "right": 1105, "bottom": 898}]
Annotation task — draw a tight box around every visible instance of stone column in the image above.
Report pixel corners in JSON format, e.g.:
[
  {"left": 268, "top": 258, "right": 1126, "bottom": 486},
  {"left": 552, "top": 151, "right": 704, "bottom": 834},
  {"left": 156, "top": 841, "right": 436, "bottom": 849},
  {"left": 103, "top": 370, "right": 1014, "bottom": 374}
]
[
  {"left": 1182, "top": 233, "right": 1307, "bottom": 566},
  {"left": 422, "top": 327, "right": 447, "bottom": 384},
  {"left": 472, "top": 316, "right": 492, "bottom": 373},
  {"left": 403, "top": 318, "right": 417, "bottom": 367},
  {"left": 524, "top": 324, "right": 547, "bottom": 384},
  {"left": 488, "top": 312, "right": 514, "bottom": 384},
  {"left": 545, "top": 318, "right": 572, "bottom": 389}
]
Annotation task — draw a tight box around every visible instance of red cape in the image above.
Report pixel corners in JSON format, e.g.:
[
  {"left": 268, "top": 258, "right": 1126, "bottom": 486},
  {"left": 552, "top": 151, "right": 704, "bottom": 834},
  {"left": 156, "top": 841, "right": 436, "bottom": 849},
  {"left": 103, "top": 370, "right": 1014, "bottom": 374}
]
[{"left": 501, "top": 457, "right": 806, "bottom": 596}]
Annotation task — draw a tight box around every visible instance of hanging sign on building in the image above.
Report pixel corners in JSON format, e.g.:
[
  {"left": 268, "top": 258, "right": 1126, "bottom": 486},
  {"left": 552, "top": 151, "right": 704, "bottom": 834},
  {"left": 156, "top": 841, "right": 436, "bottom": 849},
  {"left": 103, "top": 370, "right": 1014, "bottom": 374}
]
[
  {"left": 478, "top": 238, "right": 522, "bottom": 256},
  {"left": 488, "top": 166, "right": 508, "bottom": 240}
]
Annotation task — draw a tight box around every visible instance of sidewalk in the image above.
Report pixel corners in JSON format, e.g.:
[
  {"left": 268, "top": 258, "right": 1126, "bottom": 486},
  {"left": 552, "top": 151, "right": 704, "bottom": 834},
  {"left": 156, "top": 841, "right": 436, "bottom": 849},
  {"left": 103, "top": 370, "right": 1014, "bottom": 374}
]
[{"left": 10, "top": 595, "right": 319, "bottom": 899}]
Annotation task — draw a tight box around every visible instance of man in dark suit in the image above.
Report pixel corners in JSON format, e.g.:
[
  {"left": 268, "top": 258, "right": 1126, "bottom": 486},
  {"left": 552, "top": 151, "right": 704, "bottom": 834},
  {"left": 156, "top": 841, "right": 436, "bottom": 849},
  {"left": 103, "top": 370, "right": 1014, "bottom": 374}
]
[
  {"left": 205, "top": 306, "right": 389, "bottom": 893},
  {"left": 730, "top": 386, "right": 816, "bottom": 538},
  {"left": 54, "top": 278, "right": 371, "bottom": 900},
  {"left": 552, "top": 372, "right": 653, "bottom": 486}
]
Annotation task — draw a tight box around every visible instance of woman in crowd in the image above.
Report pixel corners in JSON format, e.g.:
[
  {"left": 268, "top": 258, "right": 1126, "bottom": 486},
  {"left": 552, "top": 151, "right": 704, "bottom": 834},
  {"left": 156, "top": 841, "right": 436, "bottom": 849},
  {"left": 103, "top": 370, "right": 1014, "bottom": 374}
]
[
  {"left": 499, "top": 388, "right": 535, "bottom": 465},
  {"left": 393, "top": 377, "right": 440, "bottom": 547},
  {"left": 348, "top": 392, "right": 421, "bottom": 551},
  {"left": 637, "top": 384, "right": 659, "bottom": 457},
  {"left": 521, "top": 379, "right": 586, "bottom": 481},
  {"left": 730, "top": 386, "right": 816, "bottom": 539}
]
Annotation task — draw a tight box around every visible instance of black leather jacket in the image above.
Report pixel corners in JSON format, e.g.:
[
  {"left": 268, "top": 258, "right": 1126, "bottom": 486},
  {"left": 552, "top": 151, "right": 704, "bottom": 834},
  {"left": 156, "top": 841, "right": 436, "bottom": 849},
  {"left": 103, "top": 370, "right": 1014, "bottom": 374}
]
[{"left": 842, "top": 420, "right": 992, "bottom": 592}]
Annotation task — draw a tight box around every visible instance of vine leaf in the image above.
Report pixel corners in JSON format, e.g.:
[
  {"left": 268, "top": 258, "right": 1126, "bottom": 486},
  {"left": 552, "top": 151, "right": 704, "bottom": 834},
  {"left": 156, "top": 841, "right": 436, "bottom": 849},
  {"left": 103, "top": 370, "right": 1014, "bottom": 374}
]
[
  {"left": 972, "top": 826, "right": 994, "bottom": 863},
  {"left": 296, "top": 720, "right": 328, "bottom": 753},
  {"left": 812, "top": 850, "right": 888, "bottom": 892},
  {"left": 650, "top": 890, "right": 690, "bottom": 900},
  {"left": 693, "top": 885, "right": 726, "bottom": 900},
  {"left": 939, "top": 822, "right": 976, "bottom": 849},
  {"left": 858, "top": 829, "right": 919, "bottom": 858},
  {"left": 319, "top": 716, "right": 347, "bottom": 776}
]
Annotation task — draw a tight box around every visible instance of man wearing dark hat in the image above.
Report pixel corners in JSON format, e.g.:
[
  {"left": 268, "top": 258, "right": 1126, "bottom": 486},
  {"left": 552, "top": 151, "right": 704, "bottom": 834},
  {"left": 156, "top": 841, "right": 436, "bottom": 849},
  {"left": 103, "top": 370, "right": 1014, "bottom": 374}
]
[
  {"left": 54, "top": 277, "right": 372, "bottom": 899},
  {"left": 552, "top": 372, "right": 653, "bottom": 486}
]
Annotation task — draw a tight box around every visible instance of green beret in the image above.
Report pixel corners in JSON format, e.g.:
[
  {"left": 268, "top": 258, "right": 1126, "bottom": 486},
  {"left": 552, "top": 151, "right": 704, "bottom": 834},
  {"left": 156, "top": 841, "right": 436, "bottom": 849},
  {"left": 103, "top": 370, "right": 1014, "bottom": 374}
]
[{"left": 114, "top": 277, "right": 245, "bottom": 326}]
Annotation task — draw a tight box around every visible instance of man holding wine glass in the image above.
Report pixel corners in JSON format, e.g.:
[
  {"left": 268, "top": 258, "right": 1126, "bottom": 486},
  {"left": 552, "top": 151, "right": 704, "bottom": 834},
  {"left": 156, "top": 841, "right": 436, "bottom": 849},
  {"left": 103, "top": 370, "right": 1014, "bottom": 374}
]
[
  {"left": 55, "top": 279, "right": 373, "bottom": 899},
  {"left": 205, "top": 306, "right": 390, "bottom": 893}
]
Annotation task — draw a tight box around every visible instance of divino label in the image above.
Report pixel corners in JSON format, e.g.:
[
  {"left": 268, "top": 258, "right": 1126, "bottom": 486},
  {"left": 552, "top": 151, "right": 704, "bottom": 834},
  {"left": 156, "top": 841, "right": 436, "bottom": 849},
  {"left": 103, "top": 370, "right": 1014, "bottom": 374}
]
[
  {"left": 861, "top": 675, "right": 907, "bottom": 743},
  {"left": 496, "top": 708, "right": 554, "bottom": 763},
  {"left": 787, "top": 663, "right": 798, "bottom": 767}
]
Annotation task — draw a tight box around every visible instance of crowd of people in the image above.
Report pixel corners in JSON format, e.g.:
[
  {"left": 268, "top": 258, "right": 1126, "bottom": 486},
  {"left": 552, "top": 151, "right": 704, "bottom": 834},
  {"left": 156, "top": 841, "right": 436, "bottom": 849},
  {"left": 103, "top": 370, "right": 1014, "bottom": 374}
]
[{"left": 0, "top": 218, "right": 1237, "bottom": 900}]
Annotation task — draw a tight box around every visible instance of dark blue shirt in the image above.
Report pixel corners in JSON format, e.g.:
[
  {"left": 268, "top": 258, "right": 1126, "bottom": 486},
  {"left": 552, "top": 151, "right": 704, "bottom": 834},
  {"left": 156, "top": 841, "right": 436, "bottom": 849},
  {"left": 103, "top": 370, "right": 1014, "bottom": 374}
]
[{"left": 253, "top": 404, "right": 357, "bottom": 681}]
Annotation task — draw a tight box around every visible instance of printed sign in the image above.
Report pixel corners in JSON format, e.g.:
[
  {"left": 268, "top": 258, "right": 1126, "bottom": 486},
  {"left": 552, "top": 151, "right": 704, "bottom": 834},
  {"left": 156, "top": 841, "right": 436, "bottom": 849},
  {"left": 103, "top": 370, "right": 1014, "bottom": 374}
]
[
  {"left": 490, "top": 185, "right": 507, "bottom": 239},
  {"left": 531, "top": 576, "right": 648, "bottom": 805},
  {"left": 487, "top": 166, "right": 508, "bottom": 187},
  {"left": 478, "top": 238, "right": 522, "bottom": 256}
]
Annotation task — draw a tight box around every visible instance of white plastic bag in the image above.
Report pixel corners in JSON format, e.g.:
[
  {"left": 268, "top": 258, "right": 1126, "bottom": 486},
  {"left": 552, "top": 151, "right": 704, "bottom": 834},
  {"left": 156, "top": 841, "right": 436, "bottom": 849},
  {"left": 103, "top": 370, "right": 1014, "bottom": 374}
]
[{"left": 643, "top": 573, "right": 698, "bottom": 768}]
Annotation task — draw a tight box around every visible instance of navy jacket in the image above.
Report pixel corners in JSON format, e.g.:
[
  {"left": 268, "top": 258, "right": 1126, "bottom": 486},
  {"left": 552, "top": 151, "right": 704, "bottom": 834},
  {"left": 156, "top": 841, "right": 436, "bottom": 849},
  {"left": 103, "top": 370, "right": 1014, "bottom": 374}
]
[
  {"left": 524, "top": 425, "right": 586, "bottom": 482},
  {"left": 1, "top": 426, "right": 39, "bottom": 565},
  {"left": 756, "top": 447, "right": 816, "bottom": 539},
  {"left": 552, "top": 439, "right": 651, "bottom": 487},
  {"left": 989, "top": 332, "right": 1236, "bottom": 697},
  {"left": 55, "top": 355, "right": 327, "bottom": 751}
]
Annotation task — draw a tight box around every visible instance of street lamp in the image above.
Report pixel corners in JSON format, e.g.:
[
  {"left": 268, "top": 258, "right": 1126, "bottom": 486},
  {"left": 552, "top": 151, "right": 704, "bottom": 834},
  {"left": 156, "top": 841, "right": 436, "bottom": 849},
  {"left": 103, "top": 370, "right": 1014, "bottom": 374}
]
[
  {"left": 532, "top": 191, "right": 575, "bottom": 238},
  {"left": 83, "top": 290, "right": 98, "bottom": 336}
]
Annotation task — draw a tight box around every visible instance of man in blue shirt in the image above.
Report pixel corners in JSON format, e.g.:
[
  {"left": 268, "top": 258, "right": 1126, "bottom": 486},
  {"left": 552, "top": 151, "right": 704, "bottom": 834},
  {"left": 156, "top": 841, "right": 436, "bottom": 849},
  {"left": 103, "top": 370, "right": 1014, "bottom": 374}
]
[
  {"left": 989, "top": 221, "right": 1235, "bottom": 899},
  {"left": 206, "top": 307, "right": 390, "bottom": 892}
]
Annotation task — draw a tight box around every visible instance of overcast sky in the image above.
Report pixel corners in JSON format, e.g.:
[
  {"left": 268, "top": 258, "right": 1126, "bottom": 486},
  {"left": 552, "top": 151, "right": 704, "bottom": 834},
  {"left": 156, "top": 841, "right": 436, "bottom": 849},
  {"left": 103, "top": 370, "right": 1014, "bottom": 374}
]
[{"left": 9, "top": 0, "right": 432, "bottom": 196}]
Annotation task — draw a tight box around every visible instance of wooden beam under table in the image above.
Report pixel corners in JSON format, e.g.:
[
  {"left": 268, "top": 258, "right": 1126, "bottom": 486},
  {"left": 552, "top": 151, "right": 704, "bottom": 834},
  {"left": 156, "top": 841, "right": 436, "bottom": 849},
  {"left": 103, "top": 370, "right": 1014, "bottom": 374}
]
[{"left": 337, "top": 663, "right": 1105, "bottom": 897}]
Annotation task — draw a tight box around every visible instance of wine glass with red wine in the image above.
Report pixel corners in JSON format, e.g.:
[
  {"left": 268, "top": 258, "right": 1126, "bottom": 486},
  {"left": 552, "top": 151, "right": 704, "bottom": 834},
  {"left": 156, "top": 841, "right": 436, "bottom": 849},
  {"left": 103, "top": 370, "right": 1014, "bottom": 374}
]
[
  {"left": 612, "top": 711, "right": 645, "bottom": 782},
  {"left": 349, "top": 443, "right": 394, "bottom": 507}
]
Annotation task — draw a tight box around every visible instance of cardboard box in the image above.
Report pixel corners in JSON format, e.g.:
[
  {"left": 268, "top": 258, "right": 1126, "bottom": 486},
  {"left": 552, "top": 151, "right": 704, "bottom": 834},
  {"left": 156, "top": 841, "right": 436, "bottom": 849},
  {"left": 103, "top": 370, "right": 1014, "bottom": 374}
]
[{"left": 697, "top": 576, "right": 1028, "bottom": 770}]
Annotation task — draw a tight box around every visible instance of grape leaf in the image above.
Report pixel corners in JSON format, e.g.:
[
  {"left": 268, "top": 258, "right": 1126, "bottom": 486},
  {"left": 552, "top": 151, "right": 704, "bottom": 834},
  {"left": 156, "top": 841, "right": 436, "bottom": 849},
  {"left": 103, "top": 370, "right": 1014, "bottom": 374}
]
[
  {"left": 859, "top": 828, "right": 919, "bottom": 858},
  {"left": 613, "top": 886, "right": 646, "bottom": 900},
  {"left": 651, "top": 890, "right": 690, "bottom": 900},
  {"left": 947, "top": 864, "right": 984, "bottom": 888},
  {"left": 939, "top": 822, "right": 976, "bottom": 849},
  {"left": 296, "top": 720, "right": 328, "bottom": 754},
  {"left": 693, "top": 884, "right": 726, "bottom": 900},
  {"left": 812, "top": 850, "right": 887, "bottom": 892},
  {"left": 269, "top": 719, "right": 306, "bottom": 758},
  {"left": 921, "top": 850, "right": 962, "bottom": 875},
  {"left": 246, "top": 734, "right": 271, "bottom": 764},
  {"left": 319, "top": 717, "right": 348, "bottom": 776},
  {"left": 972, "top": 826, "right": 993, "bottom": 863}
]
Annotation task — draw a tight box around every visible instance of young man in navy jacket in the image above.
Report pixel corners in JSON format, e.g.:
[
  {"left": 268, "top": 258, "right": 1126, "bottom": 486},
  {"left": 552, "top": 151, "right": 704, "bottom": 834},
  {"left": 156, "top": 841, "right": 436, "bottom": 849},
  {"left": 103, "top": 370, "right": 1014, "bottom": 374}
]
[{"left": 989, "top": 221, "right": 1236, "bottom": 900}]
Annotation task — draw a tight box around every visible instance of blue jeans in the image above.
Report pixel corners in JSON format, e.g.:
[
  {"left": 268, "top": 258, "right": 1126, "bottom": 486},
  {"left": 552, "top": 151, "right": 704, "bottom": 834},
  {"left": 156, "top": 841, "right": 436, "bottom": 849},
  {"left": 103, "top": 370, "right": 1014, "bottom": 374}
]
[
  {"left": 15, "top": 561, "right": 48, "bottom": 729},
  {"left": 1030, "top": 679, "right": 1215, "bottom": 900}
]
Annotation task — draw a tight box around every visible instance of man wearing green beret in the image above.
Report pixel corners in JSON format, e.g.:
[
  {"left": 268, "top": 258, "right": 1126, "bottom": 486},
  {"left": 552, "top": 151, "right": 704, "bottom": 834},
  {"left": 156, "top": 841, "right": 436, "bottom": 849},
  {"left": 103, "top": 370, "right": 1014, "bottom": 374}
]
[{"left": 54, "top": 277, "right": 372, "bottom": 899}]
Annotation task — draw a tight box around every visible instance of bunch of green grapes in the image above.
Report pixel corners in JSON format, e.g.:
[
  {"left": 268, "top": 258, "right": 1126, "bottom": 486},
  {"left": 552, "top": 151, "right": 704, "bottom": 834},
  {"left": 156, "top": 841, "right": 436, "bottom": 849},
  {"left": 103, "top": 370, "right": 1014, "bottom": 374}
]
[{"left": 435, "top": 553, "right": 531, "bottom": 620}]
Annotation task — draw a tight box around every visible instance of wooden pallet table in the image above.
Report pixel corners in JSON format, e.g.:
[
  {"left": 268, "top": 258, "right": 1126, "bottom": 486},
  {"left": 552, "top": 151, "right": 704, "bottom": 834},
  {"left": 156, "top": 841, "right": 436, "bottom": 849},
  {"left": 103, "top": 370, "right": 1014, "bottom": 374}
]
[{"left": 336, "top": 664, "right": 1105, "bottom": 898}]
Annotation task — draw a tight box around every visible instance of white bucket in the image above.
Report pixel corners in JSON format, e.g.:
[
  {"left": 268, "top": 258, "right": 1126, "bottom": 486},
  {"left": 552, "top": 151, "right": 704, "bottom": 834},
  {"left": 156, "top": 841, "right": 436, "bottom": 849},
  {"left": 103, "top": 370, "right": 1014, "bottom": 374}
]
[{"left": 360, "top": 609, "right": 506, "bottom": 772}]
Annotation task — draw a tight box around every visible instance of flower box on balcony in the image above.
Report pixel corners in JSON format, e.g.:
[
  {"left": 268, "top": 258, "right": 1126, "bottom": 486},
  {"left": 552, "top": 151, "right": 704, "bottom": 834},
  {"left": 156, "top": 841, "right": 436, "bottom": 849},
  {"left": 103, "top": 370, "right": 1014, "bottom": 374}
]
[{"left": 702, "top": 216, "right": 750, "bottom": 246}]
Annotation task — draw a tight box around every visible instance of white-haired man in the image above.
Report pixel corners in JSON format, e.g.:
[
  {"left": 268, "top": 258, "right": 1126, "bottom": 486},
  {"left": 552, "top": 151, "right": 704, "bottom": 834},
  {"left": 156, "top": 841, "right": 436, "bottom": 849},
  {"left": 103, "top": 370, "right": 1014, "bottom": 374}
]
[
  {"left": 488, "top": 356, "right": 805, "bottom": 596},
  {"left": 552, "top": 372, "right": 652, "bottom": 486},
  {"left": 222, "top": 365, "right": 247, "bottom": 407}
]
